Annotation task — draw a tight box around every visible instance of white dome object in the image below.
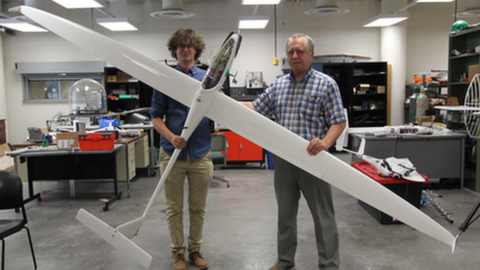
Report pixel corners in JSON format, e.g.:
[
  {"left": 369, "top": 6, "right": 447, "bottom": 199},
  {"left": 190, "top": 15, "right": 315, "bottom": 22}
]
[{"left": 69, "top": 78, "right": 107, "bottom": 115}]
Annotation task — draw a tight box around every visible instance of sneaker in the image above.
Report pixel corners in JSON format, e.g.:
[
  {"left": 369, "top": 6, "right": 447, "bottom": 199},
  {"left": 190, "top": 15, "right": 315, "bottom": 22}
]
[
  {"left": 172, "top": 253, "right": 186, "bottom": 270},
  {"left": 188, "top": 251, "right": 208, "bottom": 269},
  {"left": 268, "top": 265, "right": 296, "bottom": 270}
]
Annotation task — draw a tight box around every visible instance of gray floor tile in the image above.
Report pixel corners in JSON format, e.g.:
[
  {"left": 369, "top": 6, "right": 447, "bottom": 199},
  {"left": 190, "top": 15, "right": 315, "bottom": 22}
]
[{"left": 1, "top": 153, "right": 479, "bottom": 270}]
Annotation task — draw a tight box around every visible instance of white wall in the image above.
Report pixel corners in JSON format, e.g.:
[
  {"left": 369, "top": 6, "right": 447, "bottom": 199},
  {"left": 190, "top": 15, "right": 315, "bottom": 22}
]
[
  {"left": 1, "top": 0, "right": 479, "bottom": 143},
  {"left": 406, "top": 3, "right": 460, "bottom": 81}
]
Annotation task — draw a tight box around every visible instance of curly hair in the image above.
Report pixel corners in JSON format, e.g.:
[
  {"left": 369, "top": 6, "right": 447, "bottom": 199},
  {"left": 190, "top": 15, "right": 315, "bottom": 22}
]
[{"left": 167, "top": 29, "right": 206, "bottom": 60}]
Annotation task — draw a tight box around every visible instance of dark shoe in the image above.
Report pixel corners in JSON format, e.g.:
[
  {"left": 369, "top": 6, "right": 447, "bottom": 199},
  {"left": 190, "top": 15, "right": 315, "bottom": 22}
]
[
  {"left": 172, "top": 253, "right": 186, "bottom": 270},
  {"left": 268, "top": 265, "right": 296, "bottom": 270},
  {"left": 188, "top": 251, "right": 208, "bottom": 269}
]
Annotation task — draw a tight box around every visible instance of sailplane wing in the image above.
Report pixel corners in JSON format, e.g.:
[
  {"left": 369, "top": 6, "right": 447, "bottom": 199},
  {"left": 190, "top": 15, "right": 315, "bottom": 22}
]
[
  {"left": 206, "top": 94, "right": 455, "bottom": 249},
  {"left": 16, "top": 5, "right": 456, "bottom": 251},
  {"left": 12, "top": 6, "right": 199, "bottom": 108}
]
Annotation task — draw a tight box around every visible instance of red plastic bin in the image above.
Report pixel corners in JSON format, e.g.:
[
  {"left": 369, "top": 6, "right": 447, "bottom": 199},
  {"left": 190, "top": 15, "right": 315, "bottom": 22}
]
[
  {"left": 351, "top": 161, "right": 428, "bottom": 224},
  {"left": 78, "top": 133, "right": 115, "bottom": 151}
]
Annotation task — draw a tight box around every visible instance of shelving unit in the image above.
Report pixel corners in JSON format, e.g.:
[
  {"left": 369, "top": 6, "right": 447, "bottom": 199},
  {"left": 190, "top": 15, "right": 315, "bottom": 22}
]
[
  {"left": 104, "top": 67, "right": 153, "bottom": 114},
  {"left": 446, "top": 26, "right": 480, "bottom": 191},
  {"left": 448, "top": 27, "right": 480, "bottom": 104},
  {"left": 322, "top": 62, "right": 388, "bottom": 127}
]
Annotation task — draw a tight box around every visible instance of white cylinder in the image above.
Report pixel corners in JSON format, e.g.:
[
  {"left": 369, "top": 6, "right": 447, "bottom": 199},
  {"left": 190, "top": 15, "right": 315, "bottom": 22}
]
[{"left": 415, "top": 90, "right": 428, "bottom": 119}]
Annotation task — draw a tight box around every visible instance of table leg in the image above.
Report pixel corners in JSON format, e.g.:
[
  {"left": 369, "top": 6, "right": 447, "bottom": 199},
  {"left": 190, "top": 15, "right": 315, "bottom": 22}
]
[
  {"left": 69, "top": 179, "right": 76, "bottom": 199},
  {"left": 24, "top": 157, "right": 41, "bottom": 204},
  {"left": 102, "top": 151, "right": 122, "bottom": 211}
]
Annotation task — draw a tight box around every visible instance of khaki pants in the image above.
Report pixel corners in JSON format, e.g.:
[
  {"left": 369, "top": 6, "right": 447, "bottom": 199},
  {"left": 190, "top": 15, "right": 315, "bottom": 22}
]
[{"left": 160, "top": 148, "right": 213, "bottom": 255}]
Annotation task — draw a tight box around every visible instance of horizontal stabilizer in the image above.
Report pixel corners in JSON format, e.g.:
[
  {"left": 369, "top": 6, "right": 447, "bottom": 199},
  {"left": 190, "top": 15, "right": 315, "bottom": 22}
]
[{"left": 76, "top": 209, "right": 152, "bottom": 269}]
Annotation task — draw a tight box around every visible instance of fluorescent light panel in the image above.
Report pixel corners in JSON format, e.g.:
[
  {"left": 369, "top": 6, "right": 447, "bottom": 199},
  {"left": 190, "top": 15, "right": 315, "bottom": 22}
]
[
  {"left": 415, "top": 0, "right": 453, "bottom": 2},
  {"left": 239, "top": 19, "right": 269, "bottom": 29},
  {"left": 242, "top": 0, "right": 281, "bottom": 5},
  {"left": 97, "top": 18, "right": 138, "bottom": 31},
  {"left": 0, "top": 20, "right": 47, "bottom": 32},
  {"left": 362, "top": 14, "right": 409, "bottom": 27},
  {"left": 52, "top": 0, "right": 103, "bottom": 9}
]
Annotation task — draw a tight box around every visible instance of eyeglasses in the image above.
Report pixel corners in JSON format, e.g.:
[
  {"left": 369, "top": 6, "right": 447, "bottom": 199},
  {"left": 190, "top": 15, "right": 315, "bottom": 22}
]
[{"left": 177, "top": 44, "right": 194, "bottom": 50}]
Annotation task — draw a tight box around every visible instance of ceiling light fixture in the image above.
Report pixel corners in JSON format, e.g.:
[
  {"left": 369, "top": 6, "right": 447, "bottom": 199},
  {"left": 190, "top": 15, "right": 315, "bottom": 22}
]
[
  {"left": 415, "top": 0, "right": 453, "bottom": 2},
  {"left": 51, "top": 0, "right": 103, "bottom": 9},
  {"left": 96, "top": 17, "right": 138, "bottom": 31},
  {"left": 242, "top": 0, "right": 281, "bottom": 5},
  {"left": 0, "top": 19, "right": 47, "bottom": 32},
  {"left": 362, "top": 13, "right": 409, "bottom": 27},
  {"left": 304, "top": 0, "right": 349, "bottom": 15},
  {"left": 457, "top": 0, "right": 480, "bottom": 17},
  {"left": 150, "top": 0, "right": 195, "bottom": 19},
  {"left": 238, "top": 16, "right": 269, "bottom": 29},
  {"left": 394, "top": 0, "right": 454, "bottom": 13}
]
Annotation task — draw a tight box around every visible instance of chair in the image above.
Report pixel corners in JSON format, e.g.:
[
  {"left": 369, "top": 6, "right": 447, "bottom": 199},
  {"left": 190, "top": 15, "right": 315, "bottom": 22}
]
[
  {"left": 210, "top": 133, "right": 230, "bottom": 187},
  {"left": 0, "top": 171, "right": 37, "bottom": 270}
]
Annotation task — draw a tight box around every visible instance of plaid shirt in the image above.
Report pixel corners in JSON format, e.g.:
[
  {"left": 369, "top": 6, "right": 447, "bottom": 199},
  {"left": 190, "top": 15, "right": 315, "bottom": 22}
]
[{"left": 252, "top": 68, "right": 346, "bottom": 140}]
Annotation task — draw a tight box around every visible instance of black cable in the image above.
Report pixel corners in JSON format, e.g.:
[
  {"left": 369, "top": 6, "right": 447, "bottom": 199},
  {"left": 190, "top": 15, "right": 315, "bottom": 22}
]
[
  {"left": 274, "top": 5, "right": 277, "bottom": 59},
  {"left": 454, "top": 0, "right": 457, "bottom": 22}
]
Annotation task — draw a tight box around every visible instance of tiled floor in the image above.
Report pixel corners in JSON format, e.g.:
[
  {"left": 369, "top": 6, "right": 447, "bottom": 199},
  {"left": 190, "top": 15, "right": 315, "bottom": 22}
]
[{"left": 2, "top": 153, "right": 480, "bottom": 270}]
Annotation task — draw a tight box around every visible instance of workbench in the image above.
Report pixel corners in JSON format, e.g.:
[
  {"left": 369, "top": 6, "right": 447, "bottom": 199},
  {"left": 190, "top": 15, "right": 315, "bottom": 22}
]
[
  {"left": 7, "top": 145, "right": 123, "bottom": 211},
  {"left": 8, "top": 133, "right": 150, "bottom": 211},
  {"left": 56, "top": 123, "right": 157, "bottom": 177},
  {"left": 349, "top": 132, "right": 466, "bottom": 188}
]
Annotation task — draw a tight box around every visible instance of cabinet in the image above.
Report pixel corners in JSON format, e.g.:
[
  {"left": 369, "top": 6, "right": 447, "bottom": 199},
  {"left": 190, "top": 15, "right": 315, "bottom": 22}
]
[
  {"left": 114, "top": 140, "right": 136, "bottom": 181},
  {"left": 448, "top": 26, "right": 480, "bottom": 105},
  {"left": 116, "top": 134, "right": 150, "bottom": 181},
  {"left": 104, "top": 67, "right": 153, "bottom": 114},
  {"left": 216, "top": 130, "right": 264, "bottom": 167},
  {"left": 135, "top": 135, "right": 150, "bottom": 168},
  {"left": 322, "top": 62, "right": 388, "bottom": 127}
]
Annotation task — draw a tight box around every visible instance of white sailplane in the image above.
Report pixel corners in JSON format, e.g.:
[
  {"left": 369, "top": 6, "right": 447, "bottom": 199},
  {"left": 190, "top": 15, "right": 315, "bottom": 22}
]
[{"left": 13, "top": 5, "right": 456, "bottom": 269}]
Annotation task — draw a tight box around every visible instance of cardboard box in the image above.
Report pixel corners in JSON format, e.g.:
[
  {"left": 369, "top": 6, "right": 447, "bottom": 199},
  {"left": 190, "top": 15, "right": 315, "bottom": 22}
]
[
  {"left": 468, "top": 64, "right": 479, "bottom": 81},
  {"left": 55, "top": 132, "right": 80, "bottom": 149},
  {"left": 107, "top": 75, "right": 117, "bottom": 82},
  {"left": 377, "top": 85, "right": 385, "bottom": 94},
  {"left": 355, "top": 84, "right": 370, "bottom": 94},
  {"left": 0, "top": 143, "right": 9, "bottom": 156},
  {"left": 116, "top": 71, "right": 130, "bottom": 82},
  {"left": 448, "top": 96, "right": 459, "bottom": 106},
  {"left": 0, "top": 143, "right": 14, "bottom": 172},
  {"left": 417, "top": 116, "right": 435, "bottom": 127}
]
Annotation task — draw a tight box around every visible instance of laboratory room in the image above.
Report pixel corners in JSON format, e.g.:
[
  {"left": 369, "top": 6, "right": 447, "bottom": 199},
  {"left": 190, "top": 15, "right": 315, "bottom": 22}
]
[{"left": 0, "top": 0, "right": 480, "bottom": 269}]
